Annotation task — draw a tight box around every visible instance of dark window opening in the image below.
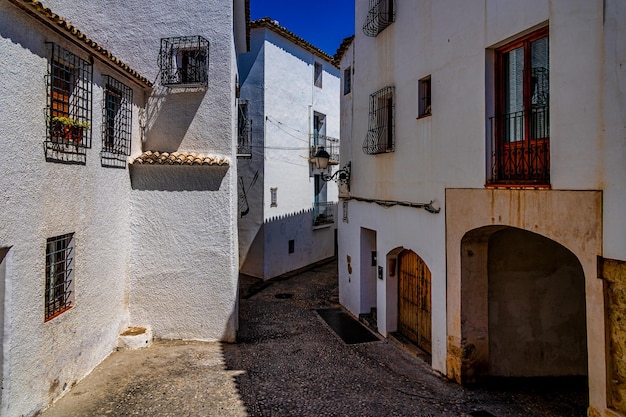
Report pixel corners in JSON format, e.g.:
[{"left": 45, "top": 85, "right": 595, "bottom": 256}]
[
  {"left": 45, "top": 233, "right": 74, "bottom": 321},
  {"left": 363, "top": 86, "right": 395, "bottom": 154},
  {"left": 418, "top": 76, "right": 431, "bottom": 117}
]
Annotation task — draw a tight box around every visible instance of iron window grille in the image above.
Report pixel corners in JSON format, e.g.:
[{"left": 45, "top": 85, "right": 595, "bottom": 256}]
[
  {"left": 101, "top": 76, "right": 133, "bottom": 168},
  {"left": 419, "top": 76, "right": 431, "bottom": 117},
  {"left": 159, "top": 36, "right": 209, "bottom": 87},
  {"left": 45, "top": 43, "right": 93, "bottom": 164},
  {"left": 314, "top": 62, "right": 323, "bottom": 88},
  {"left": 310, "top": 135, "right": 340, "bottom": 165},
  {"left": 313, "top": 201, "right": 335, "bottom": 226},
  {"left": 363, "top": 0, "right": 396, "bottom": 37},
  {"left": 45, "top": 233, "right": 75, "bottom": 321},
  {"left": 237, "top": 100, "right": 252, "bottom": 158},
  {"left": 363, "top": 86, "right": 395, "bottom": 154}
]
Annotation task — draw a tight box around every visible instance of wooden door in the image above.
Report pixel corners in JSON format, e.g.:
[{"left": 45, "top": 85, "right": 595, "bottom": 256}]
[{"left": 398, "top": 250, "right": 431, "bottom": 353}]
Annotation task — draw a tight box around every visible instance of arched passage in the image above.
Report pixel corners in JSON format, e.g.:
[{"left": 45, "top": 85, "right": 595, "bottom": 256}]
[{"left": 460, "top": 226, "right": 587, "bottom": 381}]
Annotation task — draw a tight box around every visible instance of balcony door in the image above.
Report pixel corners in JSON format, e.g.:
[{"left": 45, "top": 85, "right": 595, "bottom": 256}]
[{"left": 493, "top": 27, "right": 549, "bottom": 184}]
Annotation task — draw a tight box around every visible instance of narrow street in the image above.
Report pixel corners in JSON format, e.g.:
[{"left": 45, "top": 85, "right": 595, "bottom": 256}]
[{"left": 40, "top": 259, "right": 587, "bottom": 417}]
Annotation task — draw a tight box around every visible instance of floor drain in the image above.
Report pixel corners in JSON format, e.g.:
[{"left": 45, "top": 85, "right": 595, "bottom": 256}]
[
  {"left": 275, "top": 293, "right": 293, "bottom": 299},
  {"left": 469, "top": 411, "right": 497, "bottom": 417}
]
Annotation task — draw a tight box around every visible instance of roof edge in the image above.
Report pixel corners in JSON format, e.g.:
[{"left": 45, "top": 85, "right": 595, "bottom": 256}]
[{"left": 9, "top": 0, "right": 153, "bottom": 89}]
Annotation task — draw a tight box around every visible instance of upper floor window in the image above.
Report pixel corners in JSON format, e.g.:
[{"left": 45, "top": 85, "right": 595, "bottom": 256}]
[
  {"left": 270, "top": 187, "right": 277, "bottom": 207},
  {"left": 237, "top": 100, "right": 252, "bottom": 158},
  {"left": 45, "top": 233, "right": 75, "bottom": 321},
  {"left": 488, "top": 27, "right": 549, "bottom": 185},
  {"left": 314, "top": 62, "right": 323, "bottom": 88},
  {"left": 46, "top": 43, "right": 93, "bottom": 164},
  {"left": 101, "top": 76, "right": 133, "bottom": 168},
  {"left": 418, "top": 76, "right": 431, "bottom": 117},
  {"left": 159, "top": 36, "right": 209, "bottom": 87},
  {"left": 343, "top": 66, "right": 352, "bottom": 95},
  {"left": 363, "top": 0, "right": 395, "bottom": 37},
  {"left": 363, "top": 86, "right": 394, "bottom": 154}
]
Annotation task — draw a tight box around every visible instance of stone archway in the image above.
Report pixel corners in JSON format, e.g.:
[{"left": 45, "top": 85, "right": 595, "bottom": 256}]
[{"left": 458, "top": 226, "right": 587, "bottom": 382}]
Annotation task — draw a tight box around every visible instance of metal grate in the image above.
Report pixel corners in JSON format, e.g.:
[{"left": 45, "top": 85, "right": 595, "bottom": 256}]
[
  {"left": 363, "top": 0, "right": 396, "bottom": 37},
  {"left": 363, "top": 86, "right": 395, "bottom": 154},
  {"left": 237, "top": 100, "right": 252, "bottom": 157},
  {"left": 45, "top": 233, "right": 74, "bottom": 321},
  {"left": 313, "top": 201, "right": 335, "bottom": 226},
  {"left": 45, "top": 43, "right": 93, "bottom": 164},
  {"left": 101, "top": 75, "right": 133, "bottom": 168},
  {"left": 159, "top": 36, "right": 209, "bottom": 87},
  {"left": 310, "top": 134, "right": 340, "bottom": 165}
]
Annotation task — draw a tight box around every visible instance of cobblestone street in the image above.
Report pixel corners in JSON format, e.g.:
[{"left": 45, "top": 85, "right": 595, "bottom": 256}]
[{"left": 40, "top": 259, "right": 587, "bottom": 417}]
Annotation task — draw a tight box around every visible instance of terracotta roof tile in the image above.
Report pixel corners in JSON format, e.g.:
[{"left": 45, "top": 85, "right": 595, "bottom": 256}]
[
  {"left": 251, "top": 18, "right": 336, "bottom": 67},
  {"left": 333, "top": 35, "right": 354, "bottom": 66},
  {"left": 8, "top": 0, "right": 152, "bottom": 88},
  {"left": 132, "top": 151, "right": 230, "bottom": 166}
]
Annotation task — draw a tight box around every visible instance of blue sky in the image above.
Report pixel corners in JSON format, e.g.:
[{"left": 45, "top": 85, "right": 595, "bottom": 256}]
[{"left": 250, "top": 0, "right": 355, "bottom": 56}]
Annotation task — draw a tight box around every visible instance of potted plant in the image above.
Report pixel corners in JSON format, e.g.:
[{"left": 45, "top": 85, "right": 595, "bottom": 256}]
[{"left": 50, "top": 116, "right": 90, "bottom": 144}]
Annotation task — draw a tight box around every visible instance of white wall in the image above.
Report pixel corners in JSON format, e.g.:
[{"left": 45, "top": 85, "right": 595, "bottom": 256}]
[
  {"left": 340, "top": 0, "right": 625, "bottom": 391},
  {"left": 239, "top": 26, "right": 341, "bottom": 280},
  {"left": 0, "top": 4, "right": 144, "bottom": 415}
]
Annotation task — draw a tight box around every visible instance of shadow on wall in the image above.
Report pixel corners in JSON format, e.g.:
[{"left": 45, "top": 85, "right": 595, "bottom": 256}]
[
  {"left": 130, "top": 164, "right": 229, "bottom": 191},
  {"left": 143, "top": 86, "right": 207, "bottom": 152}
]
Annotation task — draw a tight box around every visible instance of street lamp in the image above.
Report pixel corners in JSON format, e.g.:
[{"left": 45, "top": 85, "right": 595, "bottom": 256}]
[{"left": 313, "top": 147, "right": 351, "bottom": 183}]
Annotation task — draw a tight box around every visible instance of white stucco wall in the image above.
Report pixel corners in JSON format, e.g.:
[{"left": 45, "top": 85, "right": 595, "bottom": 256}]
[
  {"left": 0, "top": 3, "right": 145, "bottom": 415},
  {"left": 41, "top": 0, "right": 241, "bottom": 342},
  {"left": 238, "top": 26, "right": 340, "bottom": 280},
  {"left": 340, "top": 3, "right": 626, "bottom": 413}
]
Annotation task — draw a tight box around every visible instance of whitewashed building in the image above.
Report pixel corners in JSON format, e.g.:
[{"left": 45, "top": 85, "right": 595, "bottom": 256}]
[
  {"left": 338, "top": 1, "right": 626, "bottom": 416},
  {"left": 0, "top": 0, "right": 247, "bottom": 415},
  {"left": 237, "top": 18, "right": 341, "bottom": 280}
]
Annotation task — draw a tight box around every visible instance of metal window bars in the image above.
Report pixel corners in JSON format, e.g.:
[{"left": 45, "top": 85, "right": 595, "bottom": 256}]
[
  {"left": 310, "top": 134, "right": 340, "bottom": 165},
  {"left": 237, "top": 100, "right": 252, "bottom": 158},
  {"left": 363, "top": 86, "right": 395, "bottom": 154},
  {"left": 159, "top": 36, "right": 209, "bottom": 87},
  {"left": 45, "top": 43, "right": 93, "bottom": 164},
  {"left": 45, "top": 233, "right": 74, "bottom": 321},
  {"left": 363, "top": 0, "right": 396, "bottom": 37},
  {"left": 313, "top": 201, "right": 335, "bottom": 226},
  {"left": 101, "top": 76, "right": 133, "bottom": 168}
]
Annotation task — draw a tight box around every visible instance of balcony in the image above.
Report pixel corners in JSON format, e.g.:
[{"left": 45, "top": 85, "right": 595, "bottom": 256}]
[
  {"left": 313, "top": 201, "right": 335, "bottom": 226},
  {"left": 309, "top": 134, "right": 339, "bottom": 166},
  {"left": 488, "top": 106, "right": 550, "bottom": 185},
  {"left": 363, "top": 0, "right": 396, "bottom": 37}
]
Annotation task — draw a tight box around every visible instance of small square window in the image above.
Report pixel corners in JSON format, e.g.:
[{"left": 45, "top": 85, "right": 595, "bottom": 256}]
[
  {"left": 45, "top": 233, "right": 75, "bottom": 321},
  {"left": 314, "top": 62, "right": 323, "bottom": 88},
  {"left": 418, "top": 76, "right": 431, "bottom": 118},
  {"left": 159, "top": 36, "right": 209, "bottom": 87},
  {"left": 102, "top": 76, "right": 133, "bottom": 168},
  {"left": 288, "top": 239, "right": 295, "bottom": 254},
  {"left": 343, "top": 66, "right": 352, "bottom": 95},
  {"left": 270, "top": 187, "right": 277, "bottom": 207}
]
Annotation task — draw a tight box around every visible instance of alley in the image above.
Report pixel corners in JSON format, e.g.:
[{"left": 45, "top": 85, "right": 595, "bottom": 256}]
[{"left": 40, "top": 260, "right": 587, "bottom": 417}]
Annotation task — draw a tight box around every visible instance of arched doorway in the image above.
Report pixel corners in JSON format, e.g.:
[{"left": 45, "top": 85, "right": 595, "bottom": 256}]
[
  {"left": 460, "top": 226, "right": 587, "bottom": 381},
  {"left": 398, "top": 250, "right": 431, "bottom": 353}
]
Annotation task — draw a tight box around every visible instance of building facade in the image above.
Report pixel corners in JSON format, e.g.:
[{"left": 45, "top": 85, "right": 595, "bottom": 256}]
[
  {"left": 338, "top": 1, "right": 626, "bottom": 416},
  {"left": 0, "top": 1, "right": 247, "bottom": 415},
  {"left": 237, "top": 19, "right": 341, "bottom": 280}
]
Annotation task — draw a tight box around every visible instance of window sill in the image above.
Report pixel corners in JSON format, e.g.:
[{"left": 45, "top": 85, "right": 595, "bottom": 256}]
[
  {"left": 417, "top": 114, "right": 432, "bottom": 120},
  {"left": 313, "top": 223, "right": 333, "bottom": 230},
  {"left": 44, "top": 305, "right": 73, "bottom": 323},
  {"left": 484, "top": 183, "right": 551, "bottom": 190}
]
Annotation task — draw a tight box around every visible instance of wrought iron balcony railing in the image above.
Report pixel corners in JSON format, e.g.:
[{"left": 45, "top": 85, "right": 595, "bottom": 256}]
[
  {"left": 488, "top": 106, "right": 550, "bottom": 184},
  {"left": 310, "top": 134, "right": 339, "bottom": 165},
  {"left": 313, "top": 201, "right": 335, "bottom": 226}
]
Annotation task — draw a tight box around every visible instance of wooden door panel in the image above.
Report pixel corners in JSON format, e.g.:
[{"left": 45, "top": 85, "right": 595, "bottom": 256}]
[{"left": 398, "top": 251, "right": 432, "bottom": 353}]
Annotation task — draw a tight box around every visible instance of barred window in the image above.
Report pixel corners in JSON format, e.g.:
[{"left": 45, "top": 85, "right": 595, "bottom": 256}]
[
  {"left": 46, "top": 43, "right": 93, "bottom": 164},
  {"left": 159, "top": 36, "right": 209, "bottom": 87},
  {"left": 343, "top": 66, "right": 352, "bottom": 95},
  {"left": 45, "top": 233, "right": 75, "bottom": 321},
  {"left": 363, "top": 86, "right": 395, "bottom": 154},
  {"left": 101, "top": 76, "right": 133, "bottom": 168},
  {"left": 237, "top": 100, "right": 252, "bottom": 158},
  {"left": 363, "top": 0, "right": 395, "bottom": 37}
]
